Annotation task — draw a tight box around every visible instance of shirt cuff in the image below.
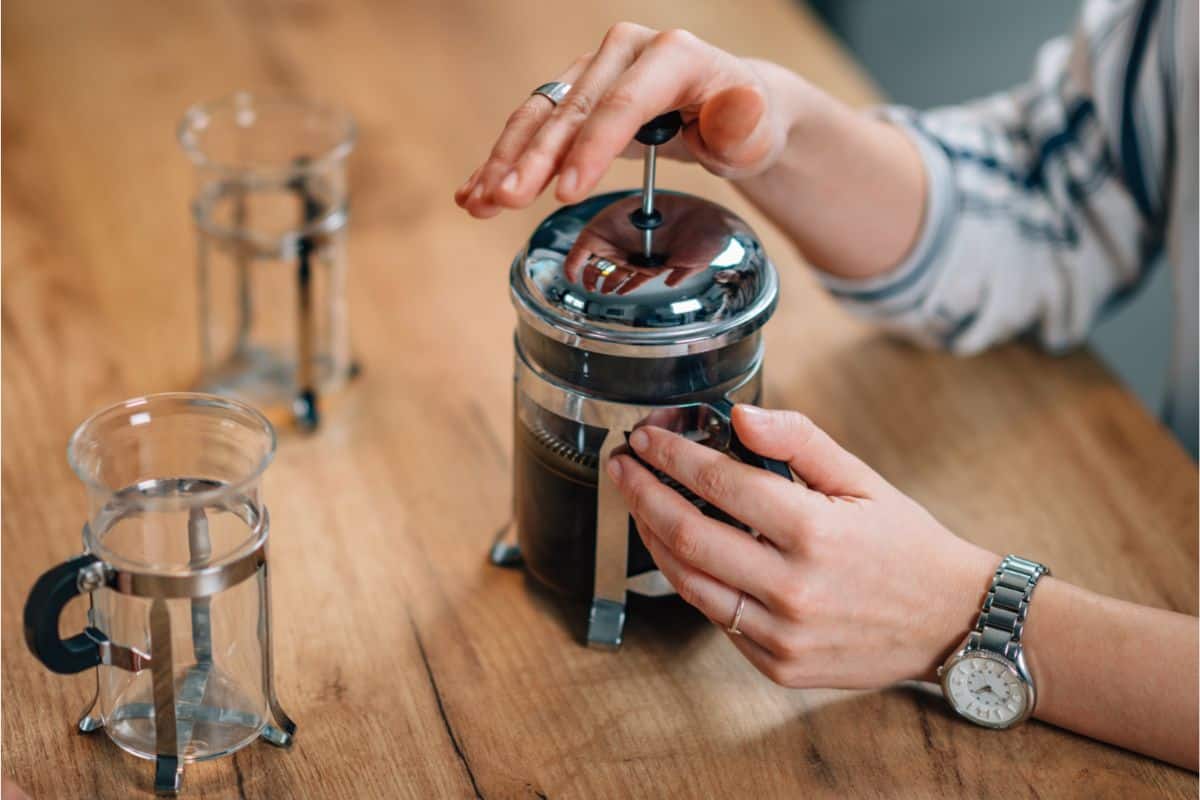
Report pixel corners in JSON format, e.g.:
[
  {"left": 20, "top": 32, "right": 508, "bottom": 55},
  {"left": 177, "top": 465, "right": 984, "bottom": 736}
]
[{"left": 818, "top": 107, "right": 959, "bottom": 310}]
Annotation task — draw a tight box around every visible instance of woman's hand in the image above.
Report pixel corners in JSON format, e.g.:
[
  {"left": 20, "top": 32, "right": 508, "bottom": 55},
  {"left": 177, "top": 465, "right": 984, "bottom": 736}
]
[
  {"left": 454, "top": 23, "right": 801, "bottom": 218},
  {"left": 607, "top": 404, "right": 999, "bottom": 688}
]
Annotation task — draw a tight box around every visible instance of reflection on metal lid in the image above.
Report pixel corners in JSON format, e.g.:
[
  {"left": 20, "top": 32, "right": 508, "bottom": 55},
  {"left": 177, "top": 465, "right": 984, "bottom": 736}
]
[
  {"left": 711, "top": 239, "right": 746, "bottom": 268},
  {"left": 669, "top": 298, "right": 703, "bottom": 314},
  {"left": 510, "top": 191, "right": 779, "bottom": 351}
]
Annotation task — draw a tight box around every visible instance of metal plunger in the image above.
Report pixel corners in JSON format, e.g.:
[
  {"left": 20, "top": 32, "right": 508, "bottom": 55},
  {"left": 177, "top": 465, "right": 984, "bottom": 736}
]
[{"left": 629, "top": 111, "right": 683, "bottom": 264}]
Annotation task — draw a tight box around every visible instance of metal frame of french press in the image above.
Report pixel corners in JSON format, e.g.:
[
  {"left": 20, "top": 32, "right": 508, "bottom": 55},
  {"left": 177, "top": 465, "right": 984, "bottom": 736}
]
[
  {"left": 495, "top": 345, "right": 764, "bottom": 649},
  {"left": 68, "top": 507, "right": 296, "bottom": 796},
  {"left": 204, "top": 163, "right": 357, "bottom": 434}
]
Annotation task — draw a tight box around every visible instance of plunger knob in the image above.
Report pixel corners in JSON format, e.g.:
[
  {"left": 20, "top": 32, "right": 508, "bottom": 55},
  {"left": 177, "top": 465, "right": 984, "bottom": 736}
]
[{"left": 635, "top": 111, "right": 683, "bottom": 146}]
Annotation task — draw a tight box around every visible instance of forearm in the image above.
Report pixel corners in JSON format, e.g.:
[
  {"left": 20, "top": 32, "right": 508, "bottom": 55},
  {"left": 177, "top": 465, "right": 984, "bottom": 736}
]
[
  {"left": 734, "top": 60, "right": 926, "bottom": 280},
  {"left": 1020, "top": 578, "right": 1199, "bottom": 769}
]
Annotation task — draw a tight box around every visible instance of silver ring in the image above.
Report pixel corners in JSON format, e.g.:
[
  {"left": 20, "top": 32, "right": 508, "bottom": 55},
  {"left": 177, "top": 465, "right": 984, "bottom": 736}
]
[
  {"left": 726, "top": 592, "right": 747, "bottom": 636},
  {"left": 532, "top": 81, "right": 572, "bottom": 106}
]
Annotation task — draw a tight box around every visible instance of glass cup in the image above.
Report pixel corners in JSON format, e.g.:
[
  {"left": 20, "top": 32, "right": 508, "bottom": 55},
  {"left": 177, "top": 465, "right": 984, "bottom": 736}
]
[
  {"left": 23, "top": 393, "right": 297, "bottom": 795},
  {"left": 178, "top": 92, "right": 357, "bottom": 431}
]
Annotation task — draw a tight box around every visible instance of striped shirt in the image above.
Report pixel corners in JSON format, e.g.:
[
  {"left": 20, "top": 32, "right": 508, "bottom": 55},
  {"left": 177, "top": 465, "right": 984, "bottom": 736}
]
[{"left": 821, "top": 0, "right": 1197, "bottom": 455}]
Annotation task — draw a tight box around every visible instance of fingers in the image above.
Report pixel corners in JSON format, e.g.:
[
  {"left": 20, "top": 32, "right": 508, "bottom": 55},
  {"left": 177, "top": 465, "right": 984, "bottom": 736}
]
[
  {"left": 625, "top": 426, "right": 814, "bottom": 550},
  {"left": 600, "top": 265, "right": 637, "bottom": 294},
  {"left": 562, "top": 245, "right": 590, "bottom": 285},
  {"left": 632, "top": 506, "right": 774, "bottom": 642},
  {"left": 494, "top": 22, "right": 656, "bottom": 207},
  {"left": 580, "top": 257, "right": 653, "bottom": 293},
  {"left": 609, "top": 453, "right": 786, "bottom": 602},
  {"left": 664, "top": 267, "right": 700, "bottom": 287},
  {"left": 456, "top": 52, "right": 593, "bottom": 217},
  {"left": 581, "top": 258, "right": 608, "bottom": 291},
  {"left": 616, "top": 273, "right": 652, "bottom": 295},
  {"left": 555, "top": 29, "right": 714, "bottom": 203},
  {"left": 457, "top": 25, "right": 772, "bottom": 218},
  {"left": 731, "top": 405, "right": 882, "bottom": 497},
  {"left": 684, "top": 85, "right": 775, "bottom": 177},
  {"left": 726, "top": 630, "right": 787, "bottom": 681}
]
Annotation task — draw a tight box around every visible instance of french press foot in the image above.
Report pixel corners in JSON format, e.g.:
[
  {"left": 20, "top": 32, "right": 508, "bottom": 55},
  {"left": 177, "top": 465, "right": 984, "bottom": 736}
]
[
  {"left": 586, "top": 599, "right": 627, "bottom": 651},
  {"left": 487, "top": 518, "right": 628, "bottom": 649},
  {"left": 77, "top": 682, "right": 103, "bottom": 733},
  {"left": 488, "top": 520, "right": 523, "bottom": 567}
]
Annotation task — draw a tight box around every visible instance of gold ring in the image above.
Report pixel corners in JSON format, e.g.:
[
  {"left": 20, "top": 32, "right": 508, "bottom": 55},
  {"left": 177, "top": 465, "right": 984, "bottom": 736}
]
[{"left": 726, "top": 592, "right": 746, "bottom": 636}]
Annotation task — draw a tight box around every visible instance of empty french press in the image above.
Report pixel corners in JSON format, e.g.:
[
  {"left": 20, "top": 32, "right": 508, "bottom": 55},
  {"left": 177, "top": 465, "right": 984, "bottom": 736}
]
[
  {"left": 495, "top": 111, "right": 791, "bottom": 649},
  {"left": 178, "top": 93, "right": 359, "bottom": 432},
  {"left": 23, "top": 393, "right": 297, "bottom": 795}
]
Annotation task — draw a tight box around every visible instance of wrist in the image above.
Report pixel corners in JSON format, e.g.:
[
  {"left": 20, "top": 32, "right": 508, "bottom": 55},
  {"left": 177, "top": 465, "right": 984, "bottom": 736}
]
[
  {"left": 728, "top": 66, "right": 926, "bottom": 279},
  {"left": 918, "top": 544, "right": 1002, "bottom": 682},
  {"left": 740, "top": 58, "right": 826, "bottom": 174}
]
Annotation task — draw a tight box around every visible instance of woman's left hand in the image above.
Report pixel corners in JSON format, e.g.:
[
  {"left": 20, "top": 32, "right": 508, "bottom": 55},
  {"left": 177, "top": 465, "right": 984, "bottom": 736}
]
[{"left": 607, "top": 404, "right": 999, "bottom": 688}]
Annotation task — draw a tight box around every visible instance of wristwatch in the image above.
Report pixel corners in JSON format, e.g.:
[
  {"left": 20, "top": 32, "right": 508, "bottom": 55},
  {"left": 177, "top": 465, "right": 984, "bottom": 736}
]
[{"left": 938, "top": 554, "right": 1050, "bottom": 729}]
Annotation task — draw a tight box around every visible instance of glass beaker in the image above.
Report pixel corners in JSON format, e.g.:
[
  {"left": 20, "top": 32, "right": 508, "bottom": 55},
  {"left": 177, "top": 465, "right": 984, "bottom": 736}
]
[
  {"left": 178, "top": 93, "right": 357, "bottom": 431},
  {"left": 23, "top": 393, "right": 296, "bottom": 795}
]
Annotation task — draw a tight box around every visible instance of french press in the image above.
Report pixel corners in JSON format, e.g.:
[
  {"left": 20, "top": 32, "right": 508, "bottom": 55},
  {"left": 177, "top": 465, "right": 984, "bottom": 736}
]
[
  {"left": 493, "top": 112, "right": 791, "bottom": 649},
  {"left": 23, "top": 393, "right": 297, "bottom": 795},
  {"left": 178, "top": 93, "right": 358, "bottom": 432}
]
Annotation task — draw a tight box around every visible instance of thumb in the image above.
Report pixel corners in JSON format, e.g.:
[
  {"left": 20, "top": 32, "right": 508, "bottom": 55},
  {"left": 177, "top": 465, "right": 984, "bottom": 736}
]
[
  {"left": 731, "top": 404, "right": 881, "bottom": 497},
  {"left": 687, "top": 85, "right": 774, "bottom": 174}
]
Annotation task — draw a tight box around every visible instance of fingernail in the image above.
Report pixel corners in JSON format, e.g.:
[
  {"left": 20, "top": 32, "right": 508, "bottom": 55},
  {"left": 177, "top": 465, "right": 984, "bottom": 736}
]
[
  {"left": 470, "top": 183, "right": 484, "bottom": 202},
  {"left": 500, "top": 170, "right": 519, "bottom": 194},
  {"left": 737, "top": 405, "right": 768, "bottom": 425},
  {"left": 606, "top": 456, "right": 623, "bottom": 481},
  {"left": 558, "top": 166, "right": 578, "bottom": 196},
  {"left": 629, "top": 429, "right": 649, "bottom": 452},
  {"left": 457, "top": 171, "right": 477, "bottom": 195}
]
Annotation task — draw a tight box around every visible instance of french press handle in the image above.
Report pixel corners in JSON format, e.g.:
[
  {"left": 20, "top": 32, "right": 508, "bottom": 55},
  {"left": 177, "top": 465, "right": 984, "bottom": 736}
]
[
  {"left": 23, "top": 553, "right": 106, "bottom": 674},
  {"left": 708, "top": 398, "right": 793, "bottom": 482}
]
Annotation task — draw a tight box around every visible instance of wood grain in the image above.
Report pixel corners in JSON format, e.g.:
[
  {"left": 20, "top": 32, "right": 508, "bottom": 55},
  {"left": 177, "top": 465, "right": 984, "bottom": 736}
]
[{"left": 2, "top": 1, "right": 1196, "bottom": 798}]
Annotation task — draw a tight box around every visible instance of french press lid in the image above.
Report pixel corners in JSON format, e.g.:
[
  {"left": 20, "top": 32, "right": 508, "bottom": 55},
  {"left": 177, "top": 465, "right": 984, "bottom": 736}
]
[{"left": 511, "top": 112, "right": 779, "bottom": 357}]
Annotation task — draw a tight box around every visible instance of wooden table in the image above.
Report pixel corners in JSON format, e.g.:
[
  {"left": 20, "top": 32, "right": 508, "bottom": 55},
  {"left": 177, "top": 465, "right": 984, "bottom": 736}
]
[{"left": 3, "top": 1, "right": 1196, "bottom": 797}]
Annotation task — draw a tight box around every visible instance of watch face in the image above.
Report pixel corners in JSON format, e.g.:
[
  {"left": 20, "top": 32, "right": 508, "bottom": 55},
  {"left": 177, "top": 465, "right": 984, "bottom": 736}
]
[{"left": 944, "top": 652, "right": 1029, "bottom": 727}]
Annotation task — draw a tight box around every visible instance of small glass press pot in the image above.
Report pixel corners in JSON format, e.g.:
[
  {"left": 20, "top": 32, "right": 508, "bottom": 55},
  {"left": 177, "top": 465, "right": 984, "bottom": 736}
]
[{"left": 23, "top": 393, "right": 296, "bottom": 795}]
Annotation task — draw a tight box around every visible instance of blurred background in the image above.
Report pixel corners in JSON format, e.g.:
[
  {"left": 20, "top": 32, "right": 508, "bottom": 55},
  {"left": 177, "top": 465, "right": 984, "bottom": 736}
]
[{"left": 812, "top": 0, "right": 1175, "bottom": 424}]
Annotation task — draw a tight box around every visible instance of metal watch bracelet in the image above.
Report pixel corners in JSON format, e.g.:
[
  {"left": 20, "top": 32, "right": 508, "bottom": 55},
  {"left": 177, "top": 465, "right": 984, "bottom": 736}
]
[{"left": 969, "top": 554, "right": 1050, "bottom": 659}]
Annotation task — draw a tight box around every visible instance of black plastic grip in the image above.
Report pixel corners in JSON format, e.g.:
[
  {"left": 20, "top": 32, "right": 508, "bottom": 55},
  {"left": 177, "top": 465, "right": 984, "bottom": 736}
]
[
  {"left": 635, "top": 111, "right": 683, "bottom": 146},
  {"left": 711, "top": 399, "right": 793, "bottom": 482},
  {"left": 24, "top": 553, "right": 104, "bottom": 674}
]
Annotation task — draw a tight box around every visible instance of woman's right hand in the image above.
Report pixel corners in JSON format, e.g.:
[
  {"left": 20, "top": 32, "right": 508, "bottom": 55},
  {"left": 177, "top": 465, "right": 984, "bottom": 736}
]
[{"left": 454, "top": 23, "right": 802, "bottom": 218}]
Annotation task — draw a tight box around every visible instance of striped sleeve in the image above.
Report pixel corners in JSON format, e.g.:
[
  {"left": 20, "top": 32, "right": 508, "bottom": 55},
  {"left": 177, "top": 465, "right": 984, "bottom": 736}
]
[{"left": 820, "top": 0, "right": 1174, "bottom": 355}]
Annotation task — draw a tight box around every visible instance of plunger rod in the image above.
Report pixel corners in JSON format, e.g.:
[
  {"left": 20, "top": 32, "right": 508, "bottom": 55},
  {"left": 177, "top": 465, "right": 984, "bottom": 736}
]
[
  {"left": 630, "top": 112, "right": 682, "bottom": 263},
  {"left": 640, "top": 144, "right": 657, "bottom": 260}
]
